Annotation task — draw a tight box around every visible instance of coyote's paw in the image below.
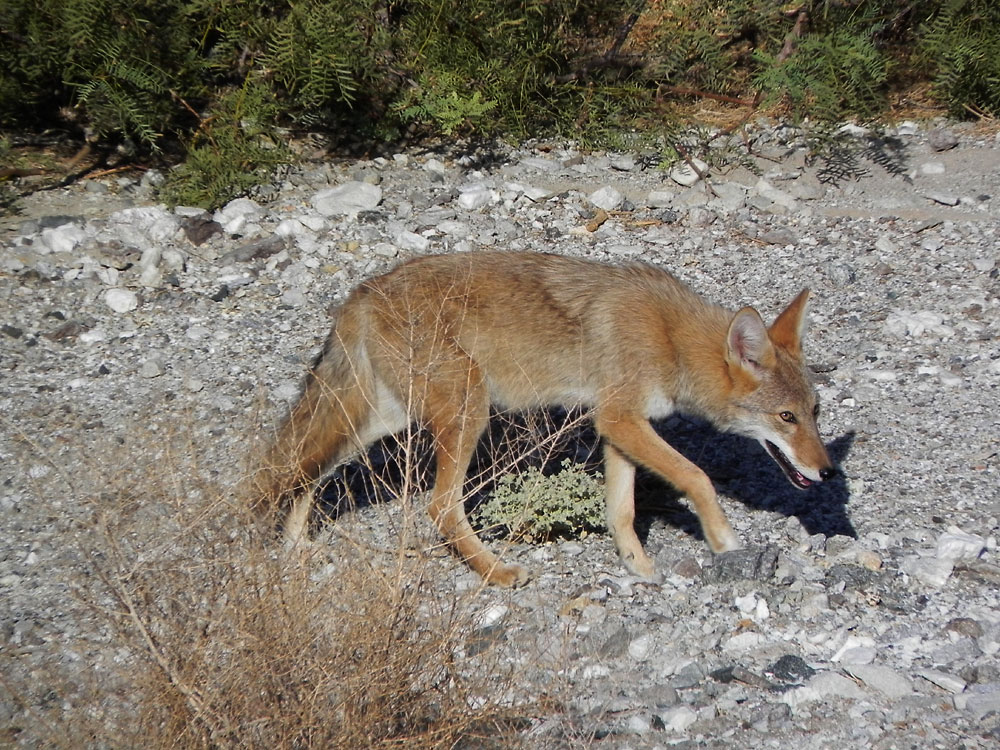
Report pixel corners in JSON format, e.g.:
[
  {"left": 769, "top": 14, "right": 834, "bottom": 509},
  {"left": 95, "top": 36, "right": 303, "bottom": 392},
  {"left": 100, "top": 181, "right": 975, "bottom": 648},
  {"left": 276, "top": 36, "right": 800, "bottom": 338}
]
[
  {"left": 487, "top": 563, "right": 531, "bottom": 588},
  {"left": 622, "top": 550, "right": 658, "bottom": 581}
]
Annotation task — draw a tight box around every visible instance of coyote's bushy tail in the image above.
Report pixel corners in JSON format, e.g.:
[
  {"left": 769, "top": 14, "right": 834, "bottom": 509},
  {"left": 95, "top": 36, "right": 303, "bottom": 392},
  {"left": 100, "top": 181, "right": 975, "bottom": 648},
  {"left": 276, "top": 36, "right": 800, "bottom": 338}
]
[{"left": 249, "top": 304, "right": 374, "bottom": 518}]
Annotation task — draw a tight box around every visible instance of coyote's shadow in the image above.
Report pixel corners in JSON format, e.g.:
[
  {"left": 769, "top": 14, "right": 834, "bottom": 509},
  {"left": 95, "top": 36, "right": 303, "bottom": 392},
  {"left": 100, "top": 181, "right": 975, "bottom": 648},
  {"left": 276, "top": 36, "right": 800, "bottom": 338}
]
[
  {"left": 313, "top": 410, "right": 856, "bottom": 546},
  {"left": 636, "top": 417, "right": 856, "bottom": 543}
]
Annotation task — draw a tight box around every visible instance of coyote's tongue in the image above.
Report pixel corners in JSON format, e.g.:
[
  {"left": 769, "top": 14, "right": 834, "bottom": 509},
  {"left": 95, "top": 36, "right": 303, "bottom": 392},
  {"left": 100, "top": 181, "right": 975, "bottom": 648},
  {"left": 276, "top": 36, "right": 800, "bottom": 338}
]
[{"left": 765, "top": 441, "right": 813, "bottom": 489}]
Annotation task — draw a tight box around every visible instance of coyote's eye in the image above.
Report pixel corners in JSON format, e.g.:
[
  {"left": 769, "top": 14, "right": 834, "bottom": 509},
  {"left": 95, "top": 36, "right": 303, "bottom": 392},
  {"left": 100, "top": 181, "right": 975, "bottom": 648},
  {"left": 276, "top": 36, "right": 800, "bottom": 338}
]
[
  {"left": 813, "top": 403, "right": 821, "bottom": 419},
  {"left": 779, "top": 411, "right": 797, "bottom": 424}
]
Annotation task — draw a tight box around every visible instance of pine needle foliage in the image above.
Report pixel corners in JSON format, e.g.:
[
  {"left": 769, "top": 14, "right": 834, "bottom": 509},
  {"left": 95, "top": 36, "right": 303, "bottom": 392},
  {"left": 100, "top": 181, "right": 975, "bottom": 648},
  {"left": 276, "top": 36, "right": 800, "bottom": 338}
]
[
  {"left": 918, "top": 0, "right": 1000, "bottom": 118},
  {"left": 3, "top": 0, "right": 1000, "bottom": 209},
  {"left": 158, "top": 78, "right": 290, "bottom": 208}
]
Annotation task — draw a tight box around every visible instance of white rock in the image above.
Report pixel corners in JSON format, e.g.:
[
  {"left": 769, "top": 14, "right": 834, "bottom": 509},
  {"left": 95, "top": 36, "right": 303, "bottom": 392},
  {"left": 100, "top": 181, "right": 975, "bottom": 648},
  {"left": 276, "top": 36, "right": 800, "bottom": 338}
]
[
  {"left": 275, "top": 218, "right": 308, "bottom": 236},
  {"left": 901, "top": 555, "right": 953, "bottom": 587},
  {"left": 474, "top": 604, "right": 508, "bottom": 628},
  {"left": 457, "top": 183, "right": 495, "bottom": 211},
  {"left": 754, "top": 178, "right": 799, "bottom": 210},
  {"left": 435, "top": 220, "right": 471, "bottom": 238},
  {"left": 138, "top": 265, "right": 162, "bottom": 288},
  {"left": 104, "top": 288, "right": 138, "bottom": 313},
  {"left": 710, "top": 182, "right": 747, "bottom": 212},
  {"left": 588, "top": 186, "right": 625, "bottom": 211},
  {"left": 669, "top": 158, "right": 708, "bottom": 186},
  {"left": 920, "top": 161, "right": 946, "bottom": 175},
  {"left": 521, "top": 185, "right": 552, "bottom": 202},
  {"left": 40, "top": 225, "right": 86, "bottom": 254},
  {"left": 298, "top": 214, "right": 328, "bottom": 232},
  {"left": 423, "top": 158, "right": 447, "bottom": 177},
  {"left": 883, "top": 310, "right": 954, "bottom": 338},
  {"left": 139, "top": 357, "right": 165, "bottom": 378},
  {"left": 106, "top": 206, "right": 180, "bottom": 247},
  {"left": 628, "top": 633, "right": 653, "bottom": 661},
  {"left": 916, "top": 669, "right": 967, "bottom": 694},
  {"left": 935, "top": 526, "right": 985, "bottom": 562},
  {"left": 281, "top": 288, "right": 307, "bottom": 307},
  {"left": 519, "top": 156, "right": 560, "bottom": 172},
  {"left": 843, "top": 664, "right": 913, "bottom": 699},
  {"left": 273, "top": 381, "right": 301, "bottom": 402},
  {"left": 874, "top": 237, "right": 897, "bottom": 254},
  {"left": 832, "top": 634, "right": 876, "bottom": 662},
  {"left": 723, "top": 632, "right": 763, "bottom": 653},
  {"left": 312, "top": 182, "right": 383, "bottom": 216},
  {"left": 394, "top": 231, "right": 430, "bottom": 253},
  {"left": 215, "top": 197, "right": 262, "bottom": 224},
  {"left": 961, "top": 689, "right": 1000, "bottom": 719},
  {"left": 581, "top": 664, "right": 611, "bottom": 679},
  {"left": 372, "top": 242, "right": 399, "bottom": 258},
  {"left": 838, "top": 123, "right": 869, "bottom": 137},
  {"left": 735, "top": 592, "right": 758, "bottom": 615},
  {"left": 927, "top": 191, "right": 959, "bottom": 206},
  {"left": 657, "top": 705, "right": 697, "bottom": 733},
  {"left": 625, "top": 714, "right": 651, "bottom": 735},
  {"left": 837, "top": 646, "right": 877, "bottom": 665},
  {"left": 647, "top": 190, "right": 674, "bottom": 208},
  {"left": 783, "top": 671, "right": 866, "bottom": 706}
]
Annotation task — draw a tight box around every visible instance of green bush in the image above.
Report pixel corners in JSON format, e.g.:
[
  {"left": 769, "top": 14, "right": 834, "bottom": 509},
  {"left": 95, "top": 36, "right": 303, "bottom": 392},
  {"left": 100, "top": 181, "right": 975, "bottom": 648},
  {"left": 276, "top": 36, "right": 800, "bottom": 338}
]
[
  {"left": 474, "top": 459, "right": 605, "bottom": 543},
  {"left": 919, "top": 0, "right": 1000, "bottom": 118},
  {"left": 3, "top": 0, "right": 1000, "bottom": 209},
  {"left": 158, "top": 78, "right": 291, "bottom": 209}
]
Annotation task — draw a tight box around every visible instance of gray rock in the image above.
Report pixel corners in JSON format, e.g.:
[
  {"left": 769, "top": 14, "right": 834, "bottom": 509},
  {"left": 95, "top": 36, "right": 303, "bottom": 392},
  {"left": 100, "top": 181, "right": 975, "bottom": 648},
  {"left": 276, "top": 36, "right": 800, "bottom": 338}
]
[
  {"left": 915, "top": 669, "right": 966, "bottom": 694},
  {"left": 103, "top": 288, "right": 138, "bottom": 313},
  {"left": 928, "top": 128, "right": 959, "bottom": 152},
  {"left": 960, "top": 685, "right": 1000, "bottom": 719},
  {"left": 758, "top": 228, "right": 798, "bottom": 245},
  {"left": 312, "top": 182, "right": 383, "bottom": 216},
  {"left": 588, "top": 186, "right": 625, "bottom": 211},
  {"left": 927, "top": 192, "right": 960, "bottom": 207},
  {"left": 139, "top": 356, "right": 165, "bottom": 378},
  {"left": 457, "top": 183, "right": 494, "bottom": 211},
  {"left": 669, "top": 158, "right": 708, "bottom": 187},
  {"left": 843, "top": 664, "right": 913, "bottom": 699},
  {"left": 703, "top": 546, "right": 779, "bottom": 583}
]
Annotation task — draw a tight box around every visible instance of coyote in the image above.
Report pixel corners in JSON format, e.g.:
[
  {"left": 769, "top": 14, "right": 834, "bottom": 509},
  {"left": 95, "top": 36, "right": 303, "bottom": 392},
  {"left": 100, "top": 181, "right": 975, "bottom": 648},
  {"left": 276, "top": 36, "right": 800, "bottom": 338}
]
[{"left": 252, "top": 251, "right": 835, "bottom": 586}]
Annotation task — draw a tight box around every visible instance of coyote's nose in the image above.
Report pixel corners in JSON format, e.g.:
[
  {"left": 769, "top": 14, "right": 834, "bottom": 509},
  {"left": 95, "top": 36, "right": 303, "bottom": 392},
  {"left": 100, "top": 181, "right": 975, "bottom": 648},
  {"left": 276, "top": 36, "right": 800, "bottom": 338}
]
[{"left": 819, "top": 466, "right": 838, "bottom": 481}]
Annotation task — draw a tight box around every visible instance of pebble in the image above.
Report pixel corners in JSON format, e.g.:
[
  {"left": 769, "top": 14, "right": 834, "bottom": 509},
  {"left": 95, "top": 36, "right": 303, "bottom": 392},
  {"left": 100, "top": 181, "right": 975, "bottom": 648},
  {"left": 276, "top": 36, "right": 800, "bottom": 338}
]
[
  {"left": 457, "top": 183, "right": 494, "bottom": 210},
  {"left": 669, "top": 158, "right": 708, "bottom": 187},
  {"left": 588, "top": 186, "right": 625, "bottom": 211},
  {"left": 312, "top": 182, "right": 383, "bottom": 215},
  {"left": 103, "top": 288, "right": 138, "bottom": 313}
]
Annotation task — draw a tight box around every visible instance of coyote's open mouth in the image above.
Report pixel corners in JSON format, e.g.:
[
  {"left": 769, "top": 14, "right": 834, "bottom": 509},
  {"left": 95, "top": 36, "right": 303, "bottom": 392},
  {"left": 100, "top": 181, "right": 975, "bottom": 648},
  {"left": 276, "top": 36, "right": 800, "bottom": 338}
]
[{"left": 765, "top": 441, "right": 813, "bottom": 489}]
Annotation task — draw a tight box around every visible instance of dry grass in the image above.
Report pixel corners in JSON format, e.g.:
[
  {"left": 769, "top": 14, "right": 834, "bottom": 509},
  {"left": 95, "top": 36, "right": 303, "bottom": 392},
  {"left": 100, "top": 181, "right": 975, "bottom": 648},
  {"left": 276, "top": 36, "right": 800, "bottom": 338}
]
[{"left": 2, "top": 411, "right": 579, "bottom": 749}]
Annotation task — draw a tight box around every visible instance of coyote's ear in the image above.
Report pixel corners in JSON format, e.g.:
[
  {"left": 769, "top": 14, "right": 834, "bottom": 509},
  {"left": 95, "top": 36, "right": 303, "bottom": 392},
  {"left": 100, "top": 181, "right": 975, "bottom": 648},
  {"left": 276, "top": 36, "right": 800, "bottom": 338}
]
[
  {"left": 727, "top": 307, "right": 774, "bottom": 374},
  {"left": 769, "top": 289, "right": 810, "bottom": 356}
]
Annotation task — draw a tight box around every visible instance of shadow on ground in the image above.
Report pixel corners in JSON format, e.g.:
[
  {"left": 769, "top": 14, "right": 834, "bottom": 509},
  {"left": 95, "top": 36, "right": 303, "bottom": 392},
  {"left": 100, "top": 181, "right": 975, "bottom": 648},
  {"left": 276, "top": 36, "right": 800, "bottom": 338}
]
[{"left": 311, "top": 409, "right": 856, "bottom": 546}]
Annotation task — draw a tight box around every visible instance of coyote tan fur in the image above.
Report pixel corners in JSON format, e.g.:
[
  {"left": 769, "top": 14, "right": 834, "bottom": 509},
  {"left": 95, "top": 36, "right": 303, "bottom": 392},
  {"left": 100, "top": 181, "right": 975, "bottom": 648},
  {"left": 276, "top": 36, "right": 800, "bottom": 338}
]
[{"left": 252, "top": 251, "right": 835, "bottom": 586}]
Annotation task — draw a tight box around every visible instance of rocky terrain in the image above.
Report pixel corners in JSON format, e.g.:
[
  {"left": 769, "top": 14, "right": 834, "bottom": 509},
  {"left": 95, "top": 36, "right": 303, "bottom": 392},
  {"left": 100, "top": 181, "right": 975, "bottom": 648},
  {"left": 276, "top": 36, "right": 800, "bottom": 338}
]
[{"left": 1, "top": 120, "right": 999, "bottom": 747}]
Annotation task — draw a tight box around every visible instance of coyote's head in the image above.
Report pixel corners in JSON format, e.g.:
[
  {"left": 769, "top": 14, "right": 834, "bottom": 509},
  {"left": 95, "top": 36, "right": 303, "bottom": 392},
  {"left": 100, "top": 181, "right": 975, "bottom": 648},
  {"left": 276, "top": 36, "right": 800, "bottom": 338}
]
[{"left": 724, "top": 290, "right": 836, "bottom": 489}]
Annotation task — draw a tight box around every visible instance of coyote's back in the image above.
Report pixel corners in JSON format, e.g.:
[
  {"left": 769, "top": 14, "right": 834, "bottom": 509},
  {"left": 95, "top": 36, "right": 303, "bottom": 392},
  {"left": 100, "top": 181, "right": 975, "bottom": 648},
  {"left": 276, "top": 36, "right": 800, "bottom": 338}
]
[{"left": 251, "top": 251, "right": 835, "bottom": 586}]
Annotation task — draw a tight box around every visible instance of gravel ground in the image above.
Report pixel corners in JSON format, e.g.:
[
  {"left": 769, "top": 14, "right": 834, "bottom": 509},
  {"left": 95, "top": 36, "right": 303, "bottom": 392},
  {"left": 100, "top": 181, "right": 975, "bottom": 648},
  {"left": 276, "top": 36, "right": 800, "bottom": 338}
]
[{"left": 1, "top": 120, "right": 999, "bottom": 748}]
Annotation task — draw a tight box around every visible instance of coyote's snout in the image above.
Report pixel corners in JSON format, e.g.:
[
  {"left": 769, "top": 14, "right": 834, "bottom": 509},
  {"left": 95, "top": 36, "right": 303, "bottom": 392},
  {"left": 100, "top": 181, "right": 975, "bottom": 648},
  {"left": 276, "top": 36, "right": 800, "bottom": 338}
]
[{"left": 250, "top": 251, "right": 835, "bottom": 586}]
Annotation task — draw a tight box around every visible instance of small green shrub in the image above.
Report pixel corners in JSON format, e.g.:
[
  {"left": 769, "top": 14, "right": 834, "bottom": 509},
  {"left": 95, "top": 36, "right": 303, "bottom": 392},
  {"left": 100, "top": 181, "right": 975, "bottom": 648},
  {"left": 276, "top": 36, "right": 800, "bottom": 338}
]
[{"left": 475, "top": 459, "right": 605, "bottom": 543}]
